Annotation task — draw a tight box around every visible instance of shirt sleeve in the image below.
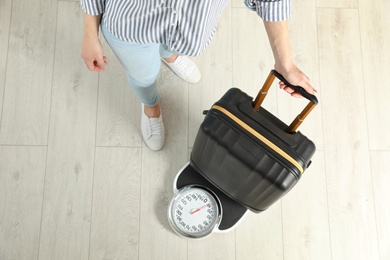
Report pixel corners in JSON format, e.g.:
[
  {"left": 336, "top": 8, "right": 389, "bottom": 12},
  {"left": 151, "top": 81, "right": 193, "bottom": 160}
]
[
  {"left": 80, "top": 0, "right": 106, "bottom": 15},
  {"left": 243, "top": 0, "right": 291, "bottom": 22}
]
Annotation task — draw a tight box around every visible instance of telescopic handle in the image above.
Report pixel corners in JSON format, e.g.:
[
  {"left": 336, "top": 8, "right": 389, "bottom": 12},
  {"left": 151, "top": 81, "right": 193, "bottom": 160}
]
[{"left": 253, "top": 70, "right": 318, "bottom": 133}]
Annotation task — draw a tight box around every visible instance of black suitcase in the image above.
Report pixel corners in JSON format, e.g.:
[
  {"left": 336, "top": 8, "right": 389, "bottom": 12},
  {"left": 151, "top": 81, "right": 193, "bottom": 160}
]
[{"left": 189, "top": 70, "right": 318, "bottom": 213}]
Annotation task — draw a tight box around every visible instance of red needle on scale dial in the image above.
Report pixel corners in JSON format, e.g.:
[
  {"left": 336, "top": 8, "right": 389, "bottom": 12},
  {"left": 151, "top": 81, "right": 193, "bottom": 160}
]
[{"left": 190, "top": 205, "right": 208, "bottom": 214}]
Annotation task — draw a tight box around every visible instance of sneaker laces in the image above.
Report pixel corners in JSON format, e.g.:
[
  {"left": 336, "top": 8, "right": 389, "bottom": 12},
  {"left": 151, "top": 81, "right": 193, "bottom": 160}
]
[
  {"left": 146, "top": 117, "right": 163, "bottom": 136},
  {"left": 174, "top": 56, "right": 195, "bottom": 75}
]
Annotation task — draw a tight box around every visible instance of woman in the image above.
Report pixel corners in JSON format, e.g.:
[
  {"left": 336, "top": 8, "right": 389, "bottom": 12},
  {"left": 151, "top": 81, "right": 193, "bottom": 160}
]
[{"left": 80, "top": 0, "right": 317, "bottom": 151}]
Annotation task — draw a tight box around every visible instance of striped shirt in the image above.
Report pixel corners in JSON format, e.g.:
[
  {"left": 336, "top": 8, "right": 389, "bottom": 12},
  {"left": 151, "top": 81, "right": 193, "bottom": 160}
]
[{"left": 81, "top": 0, "right": 291, "bottom": 56}]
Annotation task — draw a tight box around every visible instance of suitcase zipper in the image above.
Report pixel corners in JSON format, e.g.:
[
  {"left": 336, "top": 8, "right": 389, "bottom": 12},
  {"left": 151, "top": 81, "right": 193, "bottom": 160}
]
[{"left": 211, "top": 105, "right": 304, "bottom": 174}]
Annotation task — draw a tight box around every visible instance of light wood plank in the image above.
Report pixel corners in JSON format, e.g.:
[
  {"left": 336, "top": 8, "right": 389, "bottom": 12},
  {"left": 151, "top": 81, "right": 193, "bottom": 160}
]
[
  {"left": 316, "top": 0, "right": 357, "bottom": 8},
  {"left": 89, "top": 147, "right": 141, "bottom": 260},
  {"left": 96, "top": 37, "right": 142, "bottom": 147},
  {"left": 317, "top": 8, "right": 379, "bottom": 259},
  {"left": 282, "top": 152, "right": 331, "bottom": 260},
  {"left": 0, "top": 146, "right": 46, "bottom": 260},
  {"left": 189, "top": 3, "right": 233, "bottom": 146},
  {"left": 188, "top": 232, "right": 235, "bottom": 260},
  {"left": 138, "top": 63, "right": 189, "bottom": 260},
  {"left": 370, "top": 151, "right": 390, "bottom": 260},
  {"left": 38, "top": 2, "right": 98, "bottom": 260},
  {"left": 358, "top": 0, "right": 390, "bottom": 150},
  {"left": 0, "top": 0, "right": 12, "bottom": 124},
  {"left": 236, "top": 205, "right": 283, "bottom": 260},
  {"left": 0, "top": 0, "right": 56, "bottom": 145}
]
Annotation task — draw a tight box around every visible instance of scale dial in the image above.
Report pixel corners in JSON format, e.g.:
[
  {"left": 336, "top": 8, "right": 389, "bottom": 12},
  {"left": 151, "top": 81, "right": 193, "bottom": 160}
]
[{"left": 168, "top": 185, "right": 221, "bottom": 239}]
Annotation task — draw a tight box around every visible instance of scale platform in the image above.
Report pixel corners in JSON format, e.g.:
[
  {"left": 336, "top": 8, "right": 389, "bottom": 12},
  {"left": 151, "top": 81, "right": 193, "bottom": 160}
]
[{"left": 170, "top": 162, "right": 248, "bottom": 236}]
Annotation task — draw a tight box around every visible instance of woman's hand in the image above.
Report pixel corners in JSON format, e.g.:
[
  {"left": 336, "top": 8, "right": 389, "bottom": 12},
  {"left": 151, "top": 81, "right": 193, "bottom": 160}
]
[
  {"left": 81, "top": 13, "right": 107, "bottom": 72},
  {"left": 275, "top": 64, "right": 317, "bottom": 98},
  {"left": 81, "top": 36, "right": 107, "bottom": 72},
  {"left": 263, "top": 20, "right": 317, "bottom": 98}
]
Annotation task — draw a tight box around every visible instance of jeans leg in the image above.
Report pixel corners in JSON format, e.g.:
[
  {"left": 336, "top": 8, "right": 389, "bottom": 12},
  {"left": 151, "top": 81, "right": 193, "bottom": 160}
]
[
  {"left": 159, "top": 44, "right": 186, "bottom": 59},
  {"left": 101, "top": 21, "right": 160, "bottom": 106},
  {"left": 159, "top": 44, "right": 174, "bottom": 59}
]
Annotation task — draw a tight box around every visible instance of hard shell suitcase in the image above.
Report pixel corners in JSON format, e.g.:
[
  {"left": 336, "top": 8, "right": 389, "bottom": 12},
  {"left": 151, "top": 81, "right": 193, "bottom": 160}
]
[{"left": 190, "top": 70, "right": 318, "bottom": 213}]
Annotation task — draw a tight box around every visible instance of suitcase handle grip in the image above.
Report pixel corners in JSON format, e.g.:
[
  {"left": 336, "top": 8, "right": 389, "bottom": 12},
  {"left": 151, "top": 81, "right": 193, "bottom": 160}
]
[
  {"left": 253, "top": 70, "right": 318, "bottom": 133},
  {"left": 271, "top": 70, "right": 318, "bottom": 104}
]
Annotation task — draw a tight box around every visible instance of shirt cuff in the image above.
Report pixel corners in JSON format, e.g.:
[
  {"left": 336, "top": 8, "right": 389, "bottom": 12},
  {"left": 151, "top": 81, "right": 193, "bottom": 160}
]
[
  {"left": 80, "top": 0, "right": 105, "bottom": 15},
  {"left": 244, "top": 0, "right": 291, "bottom": 22}
]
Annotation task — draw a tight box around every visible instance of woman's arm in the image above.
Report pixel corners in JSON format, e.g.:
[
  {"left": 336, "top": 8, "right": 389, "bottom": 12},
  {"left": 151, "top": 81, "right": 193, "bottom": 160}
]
[
  {"left": 264, "top": 20, "right": 317, "bottom": 97},
  {"left": 81, "top": 13, "right": 107, "bottom": 72}
]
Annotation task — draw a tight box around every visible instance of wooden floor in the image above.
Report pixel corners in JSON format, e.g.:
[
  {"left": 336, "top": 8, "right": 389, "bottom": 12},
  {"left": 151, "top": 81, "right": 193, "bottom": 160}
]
[{"left": 1, "top": 0, "right": 389, "bottom": 259}]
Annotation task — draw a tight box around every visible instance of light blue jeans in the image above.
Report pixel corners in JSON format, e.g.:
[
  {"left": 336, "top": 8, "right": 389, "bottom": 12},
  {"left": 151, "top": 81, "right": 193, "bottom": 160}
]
[{"left": 101, "top": 21, "right": 174, "bottom": 106}]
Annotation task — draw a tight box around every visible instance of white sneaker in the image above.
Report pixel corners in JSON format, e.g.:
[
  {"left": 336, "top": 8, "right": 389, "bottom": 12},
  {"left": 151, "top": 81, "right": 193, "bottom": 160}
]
[
  {"left": 141, "top": 104, "right": 165, "bottom": 151},
  {"left": 162, "top": 56, "right": 201, "bottom": 83}
]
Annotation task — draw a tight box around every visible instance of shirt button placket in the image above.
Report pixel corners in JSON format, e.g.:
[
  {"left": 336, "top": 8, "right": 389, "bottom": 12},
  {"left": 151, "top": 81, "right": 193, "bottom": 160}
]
[{"left": 169, "top": 9, "right": 178, "bottom": 50}]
